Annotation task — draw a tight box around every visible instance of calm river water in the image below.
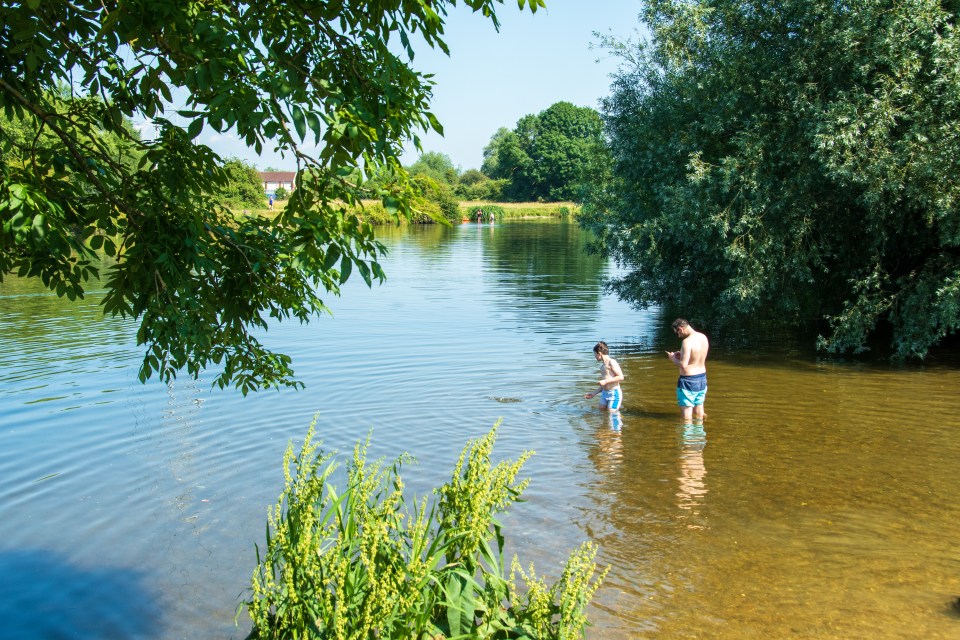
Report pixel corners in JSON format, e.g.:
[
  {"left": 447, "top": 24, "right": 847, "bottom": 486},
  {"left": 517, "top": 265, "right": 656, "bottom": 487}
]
[{"left": 1, "top": 220, "right": 959, "bottom": 639}]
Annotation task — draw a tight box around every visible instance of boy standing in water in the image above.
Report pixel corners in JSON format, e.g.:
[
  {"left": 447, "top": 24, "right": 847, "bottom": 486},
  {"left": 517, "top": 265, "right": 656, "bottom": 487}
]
[
  {"left": 585, "top": 341, "right": 624, "bottom": 412},
  {"left": 666, "top": 318, "right": 709, "bottom": 422}
]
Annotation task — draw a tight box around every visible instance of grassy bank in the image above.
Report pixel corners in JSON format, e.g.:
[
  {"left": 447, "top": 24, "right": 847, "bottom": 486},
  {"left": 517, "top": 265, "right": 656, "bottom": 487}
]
[
  {"left": 236, "top": 200, "right": 578, "bottom": 223},
  {"left": 459, "top": 201, "right": 578, "bottom": 219}
]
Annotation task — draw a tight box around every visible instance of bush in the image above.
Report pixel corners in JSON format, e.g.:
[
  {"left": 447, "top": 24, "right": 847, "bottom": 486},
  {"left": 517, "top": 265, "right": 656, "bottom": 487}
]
[
  {"left": 243, "top": 421, "right": 608, "bottom": 639},
  {"left": 351, "top": 201, "right": 395, "bottom": 225},
  {"left": 273, "top": 186, "right": 289, "bottom": 200},
  {"left": 455, "top": 173, "right": 507, "bottom": 202},
  {"left": 411, "top": 174, "right": 460, "bottom": 224},
  {"left": 218, "top": 158, "right": 267, "bottom": 209}
]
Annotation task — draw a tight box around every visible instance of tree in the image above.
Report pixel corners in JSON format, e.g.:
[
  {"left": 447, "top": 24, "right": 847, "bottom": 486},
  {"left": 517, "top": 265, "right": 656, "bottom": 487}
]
[
  {"left": 455, "top": 168, "right": 504, "bottom": 200},
  {"left": 583, "top": 0, "right": 960, "bottom": 358},
  {"left": 493, "top": 129, "right": 535, "bottom": 200},
  {"left": 492, "top": 102, "right": 606, "bottom": 201},
  {"left": 217, "top": 158, "right": 266, "bottom": 210},
  {"left": 480, "top": 126, "right": 512, "bottom": 177},
  {"left": 408, "top": 151, "right": 459, "bottom": 186},
  {"left": 457, "top": 168, "right": 487, "bottom": 188},
  {"left": 0, "top": 0, "right": 546, "bottom": 393},
  {"left": 1, "top": 87, "right": 144, "bottom": 173}
]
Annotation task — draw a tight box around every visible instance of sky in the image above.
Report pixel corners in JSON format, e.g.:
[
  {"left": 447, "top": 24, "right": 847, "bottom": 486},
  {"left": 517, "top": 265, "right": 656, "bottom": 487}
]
[{"left": 193, "top": 1, "right": 648, "bottom": 172}]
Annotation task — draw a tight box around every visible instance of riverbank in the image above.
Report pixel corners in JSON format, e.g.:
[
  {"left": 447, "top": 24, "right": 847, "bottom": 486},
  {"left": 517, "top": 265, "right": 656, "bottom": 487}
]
[
  {"left": 237, "top": 200, "right": 578, "bottom": 222},
  {"left": 458, "top": 201, "right": 577, "bottom": 219}
]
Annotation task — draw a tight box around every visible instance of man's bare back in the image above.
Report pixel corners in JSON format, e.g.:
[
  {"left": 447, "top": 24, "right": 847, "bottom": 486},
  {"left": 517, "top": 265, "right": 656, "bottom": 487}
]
[{"left": 667, "top": 326, "right": 708, "bottom": 375}]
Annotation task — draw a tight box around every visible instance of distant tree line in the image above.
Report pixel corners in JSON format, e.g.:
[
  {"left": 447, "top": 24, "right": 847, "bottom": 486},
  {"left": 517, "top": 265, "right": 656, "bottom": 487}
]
[
  {"left": 250, "top": 100, "right": 606, "bottom": 225},
  {"left": 392, "top": 100, "right": 609, "bottom": 210},
  {"left": 170, "top": 99, "right": 607, "bottom": 220}
]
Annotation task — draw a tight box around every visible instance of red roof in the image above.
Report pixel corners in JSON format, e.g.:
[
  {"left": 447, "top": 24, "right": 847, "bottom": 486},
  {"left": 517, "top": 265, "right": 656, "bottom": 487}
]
[{"left": 258, "top": 171, "right": 296, "bottom": 182}]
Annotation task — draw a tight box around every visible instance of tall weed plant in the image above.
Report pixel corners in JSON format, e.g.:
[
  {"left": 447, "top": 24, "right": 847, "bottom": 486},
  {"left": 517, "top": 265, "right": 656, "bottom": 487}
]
[{"left": 243, "top": 420, "right": 607, "bottom": 639}]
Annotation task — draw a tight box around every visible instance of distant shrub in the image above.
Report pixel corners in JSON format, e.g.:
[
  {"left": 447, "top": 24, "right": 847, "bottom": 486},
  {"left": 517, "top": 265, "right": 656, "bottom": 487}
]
[
  {"left": 455, "top": 172, "right": 507, "bottom": 201},
  {"left": 217, "top": 158, "right": 267, "bottom": 209},
  {"left": 353, "top": 201, "right": 394, "bottom": 225},
  {"left": 243, "top": 421, "right": 608, "bottom": 640},
  {"left": 273, "top": 186, "right": 288, "bottom": 200},
  {"left": 411, "top": 174, "right": 460, "bottom": 224}
]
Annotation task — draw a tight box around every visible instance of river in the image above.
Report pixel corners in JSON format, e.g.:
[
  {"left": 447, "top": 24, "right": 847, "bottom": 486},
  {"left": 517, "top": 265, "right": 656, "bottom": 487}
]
[{"left": 1, "top": 219, "right": 958, "bottom": 639}]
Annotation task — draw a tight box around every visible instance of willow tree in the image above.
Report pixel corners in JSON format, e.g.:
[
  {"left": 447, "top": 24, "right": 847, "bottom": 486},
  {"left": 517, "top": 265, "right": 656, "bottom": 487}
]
[
  {"left": 583, "top": 0, "right": 960, "bottom": 357},
  {"left": 0, "top": 0, "right": 545, "bottom": 393}
]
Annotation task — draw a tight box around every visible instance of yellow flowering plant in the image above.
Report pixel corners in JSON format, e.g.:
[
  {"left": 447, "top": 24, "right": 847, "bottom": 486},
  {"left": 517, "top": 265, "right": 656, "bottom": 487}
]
[{"left": 242, "top": 419, "right": 607, "bottom": 639}]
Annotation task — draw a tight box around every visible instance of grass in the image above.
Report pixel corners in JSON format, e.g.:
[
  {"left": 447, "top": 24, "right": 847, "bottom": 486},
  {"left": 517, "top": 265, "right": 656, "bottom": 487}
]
[
  {"left": 459, "top": 201, "right": 578, "bottom": 219},
  {"left": 234, "top": 200, "right": 579, "bottom": 222}
]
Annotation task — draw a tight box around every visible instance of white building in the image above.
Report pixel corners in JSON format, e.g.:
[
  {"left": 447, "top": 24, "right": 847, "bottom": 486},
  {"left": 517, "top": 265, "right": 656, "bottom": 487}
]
[{"left": 259, "top": 171, "right": 296, "bottom": 196}]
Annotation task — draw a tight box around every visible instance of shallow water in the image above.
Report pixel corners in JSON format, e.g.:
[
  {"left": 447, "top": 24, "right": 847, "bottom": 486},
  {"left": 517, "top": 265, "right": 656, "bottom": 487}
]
[{"left": 1, "top": 220, "right": 958, "bottom": 639}]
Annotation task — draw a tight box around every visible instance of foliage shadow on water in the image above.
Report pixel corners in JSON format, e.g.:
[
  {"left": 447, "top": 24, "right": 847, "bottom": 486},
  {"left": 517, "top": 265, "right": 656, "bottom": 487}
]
[{"left": 0, "top": 548, "right": 163, "bottom": 639}]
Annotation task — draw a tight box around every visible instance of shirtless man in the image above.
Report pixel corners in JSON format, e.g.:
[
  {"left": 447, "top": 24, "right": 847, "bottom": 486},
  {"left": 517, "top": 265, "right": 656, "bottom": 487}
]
[{"left": 666, "top": 318, "right": 709, "bottom": 422}]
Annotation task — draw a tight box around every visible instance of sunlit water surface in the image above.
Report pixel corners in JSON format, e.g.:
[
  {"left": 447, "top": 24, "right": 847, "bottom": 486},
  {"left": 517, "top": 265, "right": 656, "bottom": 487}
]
[{"left": 1, "top": 220, "right": 958, "bottom": 639}]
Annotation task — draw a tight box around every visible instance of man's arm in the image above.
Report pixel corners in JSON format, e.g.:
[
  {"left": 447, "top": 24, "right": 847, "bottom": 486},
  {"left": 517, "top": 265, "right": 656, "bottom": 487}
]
[{"left": 677, "top": 339, "right": 693, "bottom": 368}]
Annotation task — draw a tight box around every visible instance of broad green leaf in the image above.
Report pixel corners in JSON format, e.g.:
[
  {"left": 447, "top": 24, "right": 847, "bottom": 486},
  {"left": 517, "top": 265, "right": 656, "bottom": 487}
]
[
  {"left": 187, "top": 118, "right": 203, "bottom": 139},
  {"left": 292, "top": 105, "right": 307, "bottom": 141},
  {"left": 322, "top": 246, "right": 341, "bottom": 272}
]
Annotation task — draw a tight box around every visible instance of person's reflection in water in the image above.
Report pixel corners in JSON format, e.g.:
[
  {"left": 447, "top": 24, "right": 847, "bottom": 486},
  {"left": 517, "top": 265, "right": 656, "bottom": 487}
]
[
  {"left": 676, "top": 422, "right": 708, "bottom": 529},
  {"left": 609, "top": 411, "right": 623, "bottom": 433},
  {"left": 592, "top": 412, "right": 625, "bottom": 472}
]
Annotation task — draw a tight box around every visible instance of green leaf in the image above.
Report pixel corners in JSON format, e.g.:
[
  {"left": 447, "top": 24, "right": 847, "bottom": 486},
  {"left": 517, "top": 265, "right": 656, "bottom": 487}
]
[
  {"left": 292, "top": 105, "right": 307, "bottom": 141},
  {"left": 383, "top": 196, "right": 400, "bottom": 216},
  {"left": 306, "top": 111, "right": 322, "bottom": 144},
  {"left": 187, "top": 118, "right": 203, "bottom": 139},
  {"left": 357, "top": 260, "right": 371, "bottom": 286},
  {"left": 323, "top": 246, "right": 341, "bottom": 272},
  {"left": 426, "top": 112, "right": 444, "bottom": 135}
]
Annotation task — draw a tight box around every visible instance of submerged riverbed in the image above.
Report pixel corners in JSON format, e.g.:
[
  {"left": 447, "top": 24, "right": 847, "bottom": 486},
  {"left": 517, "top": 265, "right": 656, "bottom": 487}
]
[{"left": 1, "top": 220, "right": 958, "bottom": 639}]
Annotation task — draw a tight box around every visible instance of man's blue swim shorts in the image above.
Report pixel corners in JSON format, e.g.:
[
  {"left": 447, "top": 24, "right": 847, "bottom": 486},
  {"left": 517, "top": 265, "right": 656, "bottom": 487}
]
[{"left": 676, "top": 372, "right": 707, "bottom": 407}]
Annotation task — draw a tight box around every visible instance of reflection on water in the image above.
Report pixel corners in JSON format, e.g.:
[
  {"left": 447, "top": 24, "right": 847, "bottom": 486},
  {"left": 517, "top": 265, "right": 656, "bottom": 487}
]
[
  {"left": 608, "top": 411, "right": 623, "bottom": 433},
  {"left": 2, "top": 220, "right": 960, "bottom": 639},
  {"left": 676, "top": 422, "right": 707, "bottom": 528},
  {"left": 591, "top": 413, "right": 625, "bottom": 473}
]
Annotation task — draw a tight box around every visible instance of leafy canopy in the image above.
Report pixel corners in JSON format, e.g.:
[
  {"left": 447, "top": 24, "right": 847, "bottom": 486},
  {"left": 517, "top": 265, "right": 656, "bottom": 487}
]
[
  {"left": 1, "top": 0, "right": 545, "bottom": 394},
  {"left": 583, "top": 0, "right": 960, "bottom": 357},
  {"left": 487, "top": 101, "right": 607, "bottom": 202},
  {"left": 409, "top": 150, "right": 459, "bottom": 184}
]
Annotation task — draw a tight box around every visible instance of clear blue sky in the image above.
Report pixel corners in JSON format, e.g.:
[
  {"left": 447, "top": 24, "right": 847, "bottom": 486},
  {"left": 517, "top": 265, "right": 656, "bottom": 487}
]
[{"left": 197, "top": 1, "right": 647, "bottom": 172}]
